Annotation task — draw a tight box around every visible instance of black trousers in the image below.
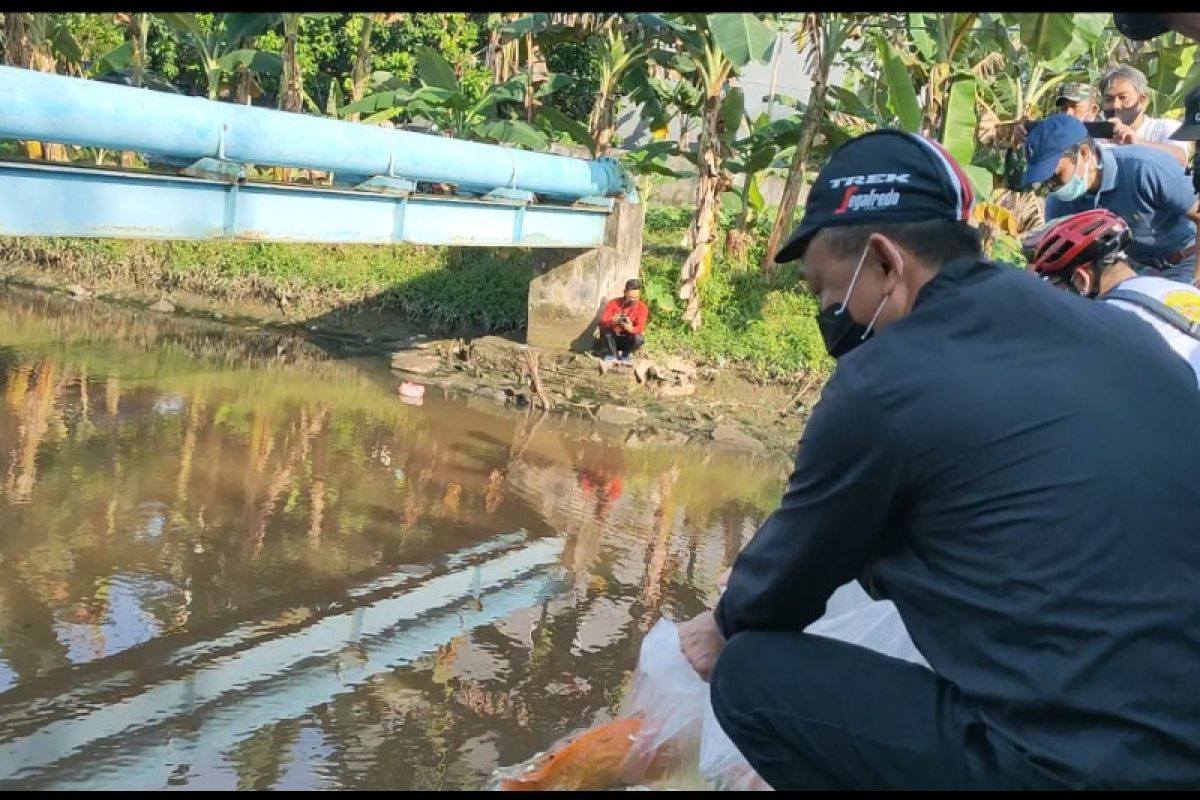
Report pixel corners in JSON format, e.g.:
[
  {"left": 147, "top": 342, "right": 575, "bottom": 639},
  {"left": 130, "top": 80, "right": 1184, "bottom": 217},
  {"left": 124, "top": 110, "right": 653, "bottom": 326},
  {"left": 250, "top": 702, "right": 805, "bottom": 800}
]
[
  {"left": 603, "top": 330, "right": 643, "bottom": 357},
  {"left": 710, "top": 630, "right": 1065, "bottom": 790}
]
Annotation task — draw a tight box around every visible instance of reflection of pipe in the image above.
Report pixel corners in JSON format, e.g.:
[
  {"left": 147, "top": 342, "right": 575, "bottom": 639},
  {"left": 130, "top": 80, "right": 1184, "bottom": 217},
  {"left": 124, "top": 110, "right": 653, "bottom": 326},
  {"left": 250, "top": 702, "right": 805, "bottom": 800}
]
[{"left": 0, "top": 538, "right": 564, "bottom": 788}]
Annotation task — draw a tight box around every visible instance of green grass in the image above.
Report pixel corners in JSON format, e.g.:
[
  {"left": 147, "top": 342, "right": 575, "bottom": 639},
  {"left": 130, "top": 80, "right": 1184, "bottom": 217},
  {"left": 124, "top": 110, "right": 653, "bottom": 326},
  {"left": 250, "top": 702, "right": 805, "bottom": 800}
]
[
  {"left": 1, "top": 206, "right": 836, "bottom": 378},
  {"left": 0, "top": 237, "right": 533, "bottom": 333},
  {"left": 639, "top": 207, "right": 832, "bottom": 379}
]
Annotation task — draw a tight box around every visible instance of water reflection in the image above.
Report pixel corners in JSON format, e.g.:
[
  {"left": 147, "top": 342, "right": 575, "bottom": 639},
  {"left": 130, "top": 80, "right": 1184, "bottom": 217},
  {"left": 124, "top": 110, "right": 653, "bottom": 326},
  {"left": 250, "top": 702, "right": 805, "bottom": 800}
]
[{"left": 0, "top": 288, "right": 785, "bottom": 790}]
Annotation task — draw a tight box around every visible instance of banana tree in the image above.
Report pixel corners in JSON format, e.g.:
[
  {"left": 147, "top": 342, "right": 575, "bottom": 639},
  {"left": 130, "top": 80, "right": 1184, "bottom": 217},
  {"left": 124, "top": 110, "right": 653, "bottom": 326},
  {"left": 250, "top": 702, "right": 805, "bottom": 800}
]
[
  {"left": 655, "top": 13, "right": 777, "bottom": 328},
  {"left": 3, "top": 14, "right": 81, "bottom": 161},
  {"left": 94, "top": 13, "right": 150, "bottom": 88},
  {"left": 277, "top": 13, "right": 301, "bottom": 112},
  {"left": 484, "top": 13, "right": 522, "bottom": 85},
  {"left": 274, "top": 13, "right": 341, "bottom": 112},
  {"left": 585, "top": 27, "right": 646, "bottom": 157},
  {"left": 341, "top": 45, "right": 562, "bottom": 150},
  {"left": 156, "top": 13, "right": 281, "bottom": 101},
  {"left": 345, "top": 13, "right": 404, "bottom": 120},
  {"left": 762, "top": 13, "right": 864, "bottom": 272},
  {"left": 1127, "top": 32, "right": 1200, "bottom": 116},
  {"left": 619, "top": 140, "right": 691, "bottom": 205},
  {"left": 2, "top": 12, "right": 80, "bottom": 73},
  {"left": 498, "top": 13, "right": 657, "bottom": 157},
  {"left": 974, "top": 14, "right": 1109, "bottom": 152},
  {"left": 722, "top": 112, "right": 798, "bottom": 261}
]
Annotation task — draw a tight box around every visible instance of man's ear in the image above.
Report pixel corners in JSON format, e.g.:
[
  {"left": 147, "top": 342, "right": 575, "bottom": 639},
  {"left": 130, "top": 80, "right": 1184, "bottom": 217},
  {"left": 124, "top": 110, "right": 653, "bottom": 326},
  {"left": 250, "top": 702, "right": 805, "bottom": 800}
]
[
  {"left": 869, "top": 233, "right": 906, "bottom": 293},
  {"left": 1071, "top": 268, "right": 1094, "bottom": 296}
]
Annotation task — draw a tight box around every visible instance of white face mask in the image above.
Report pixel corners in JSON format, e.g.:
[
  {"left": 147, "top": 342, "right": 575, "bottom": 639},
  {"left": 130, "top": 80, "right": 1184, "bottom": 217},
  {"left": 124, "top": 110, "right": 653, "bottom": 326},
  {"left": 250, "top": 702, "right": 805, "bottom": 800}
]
[{"left": 1051, "top": 152, "right": 1092, "bottom": 202}]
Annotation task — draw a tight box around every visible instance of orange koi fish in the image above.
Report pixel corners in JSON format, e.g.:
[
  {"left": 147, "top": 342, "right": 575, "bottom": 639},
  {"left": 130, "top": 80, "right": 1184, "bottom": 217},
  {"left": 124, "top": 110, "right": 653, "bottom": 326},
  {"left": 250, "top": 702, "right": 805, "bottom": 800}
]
[{"left": 499, "top": 717, "right": 674, "bottom": 791}]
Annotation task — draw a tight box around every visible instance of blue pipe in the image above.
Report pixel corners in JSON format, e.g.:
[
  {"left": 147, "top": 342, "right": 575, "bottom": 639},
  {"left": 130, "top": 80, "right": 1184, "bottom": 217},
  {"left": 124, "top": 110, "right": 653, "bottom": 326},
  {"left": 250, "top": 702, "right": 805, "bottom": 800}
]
[{"left": 0, "top": 66, "right": 629, "bottom": 202}]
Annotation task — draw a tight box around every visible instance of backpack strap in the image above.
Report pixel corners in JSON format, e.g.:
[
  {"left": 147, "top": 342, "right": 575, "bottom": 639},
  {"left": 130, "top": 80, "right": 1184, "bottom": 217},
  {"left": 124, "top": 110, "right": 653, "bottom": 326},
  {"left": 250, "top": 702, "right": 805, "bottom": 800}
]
[{"left": 1104, "top": 288, "right": 1200, "bottom": 339}]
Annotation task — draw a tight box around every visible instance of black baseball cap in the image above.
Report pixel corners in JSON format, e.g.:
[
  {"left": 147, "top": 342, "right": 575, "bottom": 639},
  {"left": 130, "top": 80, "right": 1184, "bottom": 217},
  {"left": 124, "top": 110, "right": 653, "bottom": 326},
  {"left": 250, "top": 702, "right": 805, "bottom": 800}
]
[
  {"left": 1170, "top": 86, "right": 1200, "bottom": 142},
  {"left": 1113, "top": 13, "right": 1169, "bottom": 41},
  {"left": 774, "top": 129, "right": 976, "bottom": 264}
]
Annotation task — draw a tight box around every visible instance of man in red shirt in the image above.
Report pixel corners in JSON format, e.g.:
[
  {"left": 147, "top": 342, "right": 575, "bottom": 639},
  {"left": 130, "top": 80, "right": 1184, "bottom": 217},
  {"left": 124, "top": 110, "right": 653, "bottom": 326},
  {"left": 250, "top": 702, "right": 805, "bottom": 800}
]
[{"left": 598, "top": 278, "right": 649, "bottom": 363}]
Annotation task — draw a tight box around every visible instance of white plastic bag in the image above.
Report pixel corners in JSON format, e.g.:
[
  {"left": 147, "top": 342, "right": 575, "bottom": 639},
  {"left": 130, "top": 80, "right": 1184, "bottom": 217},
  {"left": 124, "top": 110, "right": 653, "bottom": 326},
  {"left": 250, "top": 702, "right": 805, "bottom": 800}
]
[
  {"left": 491, "top": 580, "right": 926, "bottom": 791},
  {"left": 805, "top": 580, "right": 929, "bottom": 668},
  {"left": 695, "top": 580, "right": 928, "bottom": 790}
]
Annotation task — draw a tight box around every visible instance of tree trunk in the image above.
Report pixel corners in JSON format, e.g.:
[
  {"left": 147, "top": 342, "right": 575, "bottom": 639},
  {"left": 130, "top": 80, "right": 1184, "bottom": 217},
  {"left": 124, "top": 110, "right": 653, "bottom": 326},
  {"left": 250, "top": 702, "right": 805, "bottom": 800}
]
[
  {"left": 724, "top": 170, "right": 756, "bottom": 263},
  {"left": 523, "top": 32, "right": 534, "bottom": 123},
  {"left": 3, "top": 13, "right": 32, "bottom": 68},
  {"left": 587, "top": 85, "right": 613, "bottom": 158},
  {"left": 206, "top": 65, "right": 221, "bottom": 100},
  {"left": 486, "top": 27, "right": 503, "bottom": 84},
  {"left": 761, "top": 49, "right": 832, "bottom": 272},
  {"left": 235, "top": 65, "right": 252, "bottom": 105},
  {"left": 679, "top": 89, "right": 731, "bottom": 330},
  {"left": 122, "top": 14, "right": 145, "bottom": 167},
  {"left": 348, "top": 13, "right": 375, "bottom": 121},
  {"left": 18, "top": 16, "right": 69, "bottom": 162},
  {"left": 280, "top": 16, "right": 302, "bottom": 113}
]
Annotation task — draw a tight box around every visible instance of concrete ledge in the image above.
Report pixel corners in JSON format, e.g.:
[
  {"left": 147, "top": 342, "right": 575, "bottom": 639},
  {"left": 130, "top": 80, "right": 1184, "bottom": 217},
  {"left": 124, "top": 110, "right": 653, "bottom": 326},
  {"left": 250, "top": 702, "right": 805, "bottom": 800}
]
[{"left": 526, "top": 199, "right": 645, "bottom": 351}]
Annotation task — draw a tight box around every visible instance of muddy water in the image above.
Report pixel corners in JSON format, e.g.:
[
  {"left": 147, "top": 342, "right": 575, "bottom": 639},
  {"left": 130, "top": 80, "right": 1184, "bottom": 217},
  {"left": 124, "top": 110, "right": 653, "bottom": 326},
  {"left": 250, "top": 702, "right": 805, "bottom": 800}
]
[{"left": 0, "top": 289, "right": 788, "bottom": 791}]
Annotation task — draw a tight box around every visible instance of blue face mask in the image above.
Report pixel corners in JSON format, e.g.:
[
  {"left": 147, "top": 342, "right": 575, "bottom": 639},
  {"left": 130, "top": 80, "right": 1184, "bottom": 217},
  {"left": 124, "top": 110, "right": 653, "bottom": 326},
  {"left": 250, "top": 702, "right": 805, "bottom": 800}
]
[{"left": 1051, "top": 153, "right": 1092, "bottom": 202}]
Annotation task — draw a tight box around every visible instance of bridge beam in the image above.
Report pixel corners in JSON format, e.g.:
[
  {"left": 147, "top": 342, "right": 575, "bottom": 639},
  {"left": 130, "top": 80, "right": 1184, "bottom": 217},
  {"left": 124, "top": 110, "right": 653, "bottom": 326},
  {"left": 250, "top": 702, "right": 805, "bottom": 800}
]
[{"left": 0, "top": 162, "right": 609, "bottom": 249}]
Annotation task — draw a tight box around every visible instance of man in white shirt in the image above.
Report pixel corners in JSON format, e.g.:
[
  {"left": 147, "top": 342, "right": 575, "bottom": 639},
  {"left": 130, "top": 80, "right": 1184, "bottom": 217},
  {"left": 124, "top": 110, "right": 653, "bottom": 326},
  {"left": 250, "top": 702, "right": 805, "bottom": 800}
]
[
  {"left": 1028, "top": 208, "right": 1200, "bottom": 385},
  {"left": 1099, "top": 65, "right": 1192, "bottom": 169}
]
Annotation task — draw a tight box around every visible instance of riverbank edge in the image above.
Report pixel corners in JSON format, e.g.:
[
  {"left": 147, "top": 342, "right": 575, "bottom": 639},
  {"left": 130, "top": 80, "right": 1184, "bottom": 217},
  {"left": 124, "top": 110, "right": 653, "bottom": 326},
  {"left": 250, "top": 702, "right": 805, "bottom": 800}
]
[{"left": 0, "top": 263, "right": 822, "bottom": 462}]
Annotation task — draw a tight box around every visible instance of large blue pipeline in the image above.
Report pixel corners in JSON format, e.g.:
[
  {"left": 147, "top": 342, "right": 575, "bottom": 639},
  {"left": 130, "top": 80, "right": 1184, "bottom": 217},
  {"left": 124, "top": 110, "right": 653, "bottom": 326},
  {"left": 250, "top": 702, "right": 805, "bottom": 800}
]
[{"left": 0, "top": 66, "right": 629, "bottom": 203}]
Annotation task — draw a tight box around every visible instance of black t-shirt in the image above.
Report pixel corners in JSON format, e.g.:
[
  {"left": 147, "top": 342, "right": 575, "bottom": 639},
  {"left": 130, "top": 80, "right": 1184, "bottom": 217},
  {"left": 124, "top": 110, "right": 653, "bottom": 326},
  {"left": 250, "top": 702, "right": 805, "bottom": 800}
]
[{"left": 716, "top": 258, "right": 1200, "bottom": 788}]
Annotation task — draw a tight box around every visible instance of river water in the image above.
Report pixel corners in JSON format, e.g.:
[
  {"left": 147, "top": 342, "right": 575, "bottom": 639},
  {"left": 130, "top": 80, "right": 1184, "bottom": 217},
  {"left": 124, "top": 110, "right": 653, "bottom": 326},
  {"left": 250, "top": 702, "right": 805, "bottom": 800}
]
[{"left": 0, "top": 288, "right": 787, "bottom": 790}]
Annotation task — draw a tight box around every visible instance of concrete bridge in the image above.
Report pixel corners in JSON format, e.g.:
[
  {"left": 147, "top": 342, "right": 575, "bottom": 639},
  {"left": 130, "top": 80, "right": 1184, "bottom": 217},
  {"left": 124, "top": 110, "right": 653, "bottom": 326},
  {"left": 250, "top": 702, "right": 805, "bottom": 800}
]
[{"left": 0, "top": 66, "right": 644, "bottom": 351}]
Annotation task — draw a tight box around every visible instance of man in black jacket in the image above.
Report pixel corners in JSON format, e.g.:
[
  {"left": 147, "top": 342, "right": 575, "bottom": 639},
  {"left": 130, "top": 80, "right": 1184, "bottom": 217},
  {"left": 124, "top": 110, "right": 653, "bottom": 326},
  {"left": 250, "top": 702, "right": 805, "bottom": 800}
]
[{"left": 678, "top": 129, "right": 1200, "bottom": 789}]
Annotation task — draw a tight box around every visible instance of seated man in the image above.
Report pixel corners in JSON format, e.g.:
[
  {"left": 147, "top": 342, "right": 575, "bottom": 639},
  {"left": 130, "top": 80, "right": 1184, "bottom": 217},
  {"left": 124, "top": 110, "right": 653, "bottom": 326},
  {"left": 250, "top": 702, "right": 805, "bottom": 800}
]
[
  {"left": 678, "top": 128, "right": 1200, "bottom": 790},
  {"left": 1021, "top": 113, "right": 1200, "bottom": 286},
  {"left": 1028, "top": 209, "right": 1200, "bottom": 384},
  {"left": 598, "top": 279, "right": 648, "bottom": 363}
]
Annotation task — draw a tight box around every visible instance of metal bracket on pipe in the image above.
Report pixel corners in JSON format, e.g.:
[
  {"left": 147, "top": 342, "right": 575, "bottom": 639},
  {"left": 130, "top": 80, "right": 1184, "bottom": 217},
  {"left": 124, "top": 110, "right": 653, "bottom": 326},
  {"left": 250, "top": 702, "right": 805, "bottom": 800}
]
[
  {"left": 483, "top": 187, "right": 536, "bottom": 205},
  {"left": 180, "top": 157, "right": 244, "bottom": 184},
  {"left": 598, "top": 155, "right": 640, "bottom": 204},
  {"left": 332, "top": 173, "right": 416, "bottom": 196},
  {"left": 573, "top": 195, "right": 616, "bottom": 211}
]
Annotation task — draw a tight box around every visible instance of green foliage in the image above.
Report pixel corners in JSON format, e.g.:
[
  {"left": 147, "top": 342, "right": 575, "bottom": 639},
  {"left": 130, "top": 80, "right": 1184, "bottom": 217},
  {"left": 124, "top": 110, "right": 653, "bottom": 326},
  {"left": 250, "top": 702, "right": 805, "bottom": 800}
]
[
  {"left": 61, "top": 13, "right": 126, "bottom": 70},
  {"left": 640, "top": 221, "right": 831, "bottom": 377},
  {"left": 645, "top": 206, "right": 694, "bottom": 233},
  {"left": 876, "top": 32, "right": 922, "bottom": 133},
  {"left": 342, "top": 45, "right": 561, "bottom": 149},
  {"left": 544, "top": 38, "right": 600, "bottom": 121}
]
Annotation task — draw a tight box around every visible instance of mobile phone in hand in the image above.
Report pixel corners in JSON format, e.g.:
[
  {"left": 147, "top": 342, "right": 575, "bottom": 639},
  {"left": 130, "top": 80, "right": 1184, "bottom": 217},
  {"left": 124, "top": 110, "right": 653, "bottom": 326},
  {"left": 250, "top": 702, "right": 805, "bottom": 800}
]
[{"left": 1084, "top": 121, "right": 1116, "bottom": 139}]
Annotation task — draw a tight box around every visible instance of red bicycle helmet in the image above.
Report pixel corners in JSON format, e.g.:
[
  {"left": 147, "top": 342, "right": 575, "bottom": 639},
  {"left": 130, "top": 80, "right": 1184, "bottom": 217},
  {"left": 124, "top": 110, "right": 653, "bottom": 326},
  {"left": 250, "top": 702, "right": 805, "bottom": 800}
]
[{"left": 1029, "top": 209, "right": 1132, "bottom": 277}]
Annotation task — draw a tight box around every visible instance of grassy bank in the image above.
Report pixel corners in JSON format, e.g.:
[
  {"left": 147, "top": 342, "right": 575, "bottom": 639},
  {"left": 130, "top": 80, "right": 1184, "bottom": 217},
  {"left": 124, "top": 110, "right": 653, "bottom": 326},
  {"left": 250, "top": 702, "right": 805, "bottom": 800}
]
[{"left": 0, "top": 206, "right": 832, "bottom": 379}]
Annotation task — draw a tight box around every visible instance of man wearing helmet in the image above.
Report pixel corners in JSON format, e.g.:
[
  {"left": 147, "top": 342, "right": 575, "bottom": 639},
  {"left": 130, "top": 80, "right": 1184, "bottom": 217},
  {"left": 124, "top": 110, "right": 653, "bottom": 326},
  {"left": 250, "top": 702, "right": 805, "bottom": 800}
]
[
  {"left": 1028, "top": 209, "right": 1200, "bottom": 384},
  {"left": 1021, "top": 113, "right": 1200, "bottom": 286}
]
